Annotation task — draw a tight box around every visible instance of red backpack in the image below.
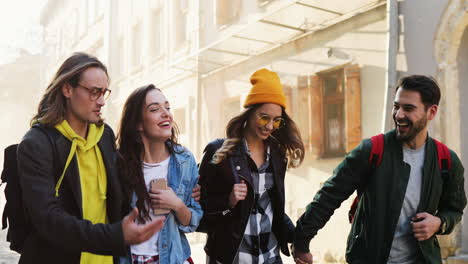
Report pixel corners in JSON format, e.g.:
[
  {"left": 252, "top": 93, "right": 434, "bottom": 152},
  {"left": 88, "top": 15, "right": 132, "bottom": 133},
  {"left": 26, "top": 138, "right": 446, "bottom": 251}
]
[{"left": 348, "top": 134, "right": 452, "bottom": 223}]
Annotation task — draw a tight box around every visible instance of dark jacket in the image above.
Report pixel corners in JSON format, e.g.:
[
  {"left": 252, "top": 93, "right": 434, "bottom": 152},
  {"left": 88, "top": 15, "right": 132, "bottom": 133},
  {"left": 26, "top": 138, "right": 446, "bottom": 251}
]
[
  {"left": 17, "top": 124, "right": 127, "bottom": 264},
  {"left": 294, "top": 130, "right": 467, "bottom": 264},
  {"left": 198, "top": 139, "right": 295, "bottom": 264}
]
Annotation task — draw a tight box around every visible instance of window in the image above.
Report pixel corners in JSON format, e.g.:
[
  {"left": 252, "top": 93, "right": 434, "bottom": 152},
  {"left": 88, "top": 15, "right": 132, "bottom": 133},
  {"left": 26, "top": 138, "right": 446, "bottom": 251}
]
[
  {"left": 283, "top": 84, "right": 293, "bottom": 114},
  {"left": 117, "top": 0, "right": 126, "bottom": 36},
  {"left": 306, "top": 65, "right": 362, "bottom": 158},
  {"left": 258, "top": 0, "right": 273, "bottom": 7},
  {"left": 215, "top": 0, "right": 241, "bottom": 26},
  {"left": 131, "top": 0, "right": 144, "bottom": 20},
  {"left": 116, "top": 36, "right": 125, "bottom": 78},
  {"left": 296, "top": 76, "right": 311, "bottom": 148},
  {"left": 88, "top": 0, "right": 96, "bottom": 25},
  {"left": 173, "top": 108, "right": 186, "bottom": 134},
  {"left": 221, "top": 97, "right": 241, "bottom": 131},
  {"left": 149, "top": 8, "right": 163, "bottom": 58},
  {"left": 132, "top": 23, "right": 142, "bottom": 68},
  {"left": 78, "top": 6, "right": 87, "bottom": 37},
  {"left": 173, "top": 0, "right": 188, "bottom": 50},
  {"left": 70, "top": 10, "right": 79, "bottom": 45},
  {"left": 96, "top": 0, "right": 105, "bottom": 18},
  {"left": 94, "top": 44, "right": 104, "bottom": 61},
  {"left": 322, "top": 71, "right": 345, "bottom": 156}
]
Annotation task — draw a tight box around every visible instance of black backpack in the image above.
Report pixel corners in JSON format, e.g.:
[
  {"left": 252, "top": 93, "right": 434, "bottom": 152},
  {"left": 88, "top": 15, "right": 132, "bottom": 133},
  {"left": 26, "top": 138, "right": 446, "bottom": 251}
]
[{"left": 1, "top": 124, "right": 60, "bottom": 253}]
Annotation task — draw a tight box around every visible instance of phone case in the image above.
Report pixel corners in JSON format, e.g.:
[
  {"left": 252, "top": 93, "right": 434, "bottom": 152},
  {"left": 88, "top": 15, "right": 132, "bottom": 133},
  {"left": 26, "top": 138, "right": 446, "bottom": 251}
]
[{"left": 150, "top": 178, "right": 171, "bottom": 215}]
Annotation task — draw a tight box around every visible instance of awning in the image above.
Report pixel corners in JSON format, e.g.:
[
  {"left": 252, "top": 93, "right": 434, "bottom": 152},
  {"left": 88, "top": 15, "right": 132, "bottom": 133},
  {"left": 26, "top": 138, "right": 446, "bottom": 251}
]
[{"left": 171, "top": 0, "right": 384, "bottom": 77}]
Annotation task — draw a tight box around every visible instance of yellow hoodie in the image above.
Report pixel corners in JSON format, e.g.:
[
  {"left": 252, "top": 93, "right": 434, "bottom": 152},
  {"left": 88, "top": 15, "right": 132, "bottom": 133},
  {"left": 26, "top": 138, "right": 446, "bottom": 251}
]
[{"left": 55, "top": 120, "right": 112, "bottom": 264}]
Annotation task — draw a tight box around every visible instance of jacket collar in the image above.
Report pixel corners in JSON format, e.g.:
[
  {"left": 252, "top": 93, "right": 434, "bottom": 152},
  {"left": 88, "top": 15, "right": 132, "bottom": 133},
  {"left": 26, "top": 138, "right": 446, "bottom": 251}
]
[
  {"left": 166, "top": 144, "right": 190, "bottom": 192},
  {"left": 229, "top": 138, "right": 285, "bottom": 189}
]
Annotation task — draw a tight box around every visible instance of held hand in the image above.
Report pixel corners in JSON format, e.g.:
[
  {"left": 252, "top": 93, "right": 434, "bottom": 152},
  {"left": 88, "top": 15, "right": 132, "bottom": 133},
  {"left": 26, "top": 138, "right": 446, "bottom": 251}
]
[
  {"left": 292, "top": 248, "right": 313, "bottom": 264},
  {"left": 150, "top": 187, "right": 183, "bottom": 211},
  {"left": 192, "top": 184, "right": 201, "bottom": 202},
  {"left": 229, "top": 180, "right": 248, "bottom": 208},
  {"left": 411, "top": 212, "right": 441, "bottom": 241},
  {"left": 122, "top": 208, "right": 165, "bottom": 245}
]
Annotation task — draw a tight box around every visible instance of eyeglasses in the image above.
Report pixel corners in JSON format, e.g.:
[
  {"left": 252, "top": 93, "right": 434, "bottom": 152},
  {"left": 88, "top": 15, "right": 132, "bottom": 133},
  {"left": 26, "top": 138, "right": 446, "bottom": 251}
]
[
  {"left": 257, "top": 113, "right": 285, "bottom": 129},
  {"left": 76, "top": 83, "right": 112, "bottom": 101}
]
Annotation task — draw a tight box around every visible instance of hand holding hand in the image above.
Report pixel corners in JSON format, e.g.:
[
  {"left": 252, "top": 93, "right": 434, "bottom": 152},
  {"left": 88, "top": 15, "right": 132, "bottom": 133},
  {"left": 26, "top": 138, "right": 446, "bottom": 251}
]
[
  {"left": 292, "top": 247, "right": 313, "bottom": 264},
  {"left": 229, "top": 180, "right": 247, "bottom": 208},
  {"left": 411, "top": 212, "right": 441, "bottom": 241}
]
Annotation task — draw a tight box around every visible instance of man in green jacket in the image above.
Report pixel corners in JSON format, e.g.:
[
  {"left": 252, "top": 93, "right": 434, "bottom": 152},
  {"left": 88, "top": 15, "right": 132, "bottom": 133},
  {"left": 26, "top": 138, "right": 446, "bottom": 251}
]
[{"left": 292, "top": 75, "right": 467, "bottom": 264}]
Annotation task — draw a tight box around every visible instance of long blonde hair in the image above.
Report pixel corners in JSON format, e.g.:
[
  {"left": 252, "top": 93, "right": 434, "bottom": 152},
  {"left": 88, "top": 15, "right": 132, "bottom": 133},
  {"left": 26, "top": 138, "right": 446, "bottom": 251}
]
[
  {"left": 31, "top": 52, "right": 108, "bottom": 126},
  {"left": 212, "top": 104, "right": 305, "bottom": 168}
]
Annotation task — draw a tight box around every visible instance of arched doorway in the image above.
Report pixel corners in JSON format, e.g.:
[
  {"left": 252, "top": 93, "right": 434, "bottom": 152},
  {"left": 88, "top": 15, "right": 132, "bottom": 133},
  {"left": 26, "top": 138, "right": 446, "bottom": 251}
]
[
  {"left": 434, "top": 0, "right": 468, "bottom": 255},
  {"left": 458, "top": 25, "right": 468, "bottom": 255}
]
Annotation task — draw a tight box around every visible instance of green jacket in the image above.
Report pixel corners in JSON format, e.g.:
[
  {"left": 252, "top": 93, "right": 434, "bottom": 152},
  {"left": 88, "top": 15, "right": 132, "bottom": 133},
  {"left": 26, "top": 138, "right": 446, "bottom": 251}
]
[{"left": 294, "top": 130, "right": 467, "bottom": 263}]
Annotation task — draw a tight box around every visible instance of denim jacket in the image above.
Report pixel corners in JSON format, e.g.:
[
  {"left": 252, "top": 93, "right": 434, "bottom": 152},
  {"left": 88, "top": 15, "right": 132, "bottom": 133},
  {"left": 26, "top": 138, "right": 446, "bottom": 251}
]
[{"left": 121, "top": 146, "right": 203, "bottom": 264}]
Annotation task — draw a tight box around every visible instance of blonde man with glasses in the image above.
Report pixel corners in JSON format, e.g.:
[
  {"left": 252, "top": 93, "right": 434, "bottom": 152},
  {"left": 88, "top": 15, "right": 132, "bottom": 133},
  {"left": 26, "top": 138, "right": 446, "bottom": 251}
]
[{"left": 16, "top": 52, "right": 164, "bottom": 264}]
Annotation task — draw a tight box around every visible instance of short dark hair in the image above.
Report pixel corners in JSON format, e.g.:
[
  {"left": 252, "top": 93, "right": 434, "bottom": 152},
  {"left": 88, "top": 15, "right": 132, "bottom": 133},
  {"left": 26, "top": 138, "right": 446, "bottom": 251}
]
[{"left": 395, "top": 75, "right": 441, "bottom": 109}]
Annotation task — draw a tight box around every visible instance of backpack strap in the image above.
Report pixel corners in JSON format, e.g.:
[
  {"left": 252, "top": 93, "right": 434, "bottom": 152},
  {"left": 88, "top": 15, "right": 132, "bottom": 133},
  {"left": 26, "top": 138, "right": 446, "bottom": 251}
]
[
  {"left": 433, "top": 138, "right": 451, "bottom": 178},
  {"left": 2, "top": 144, "right": 18, "bottom": 229},
  {"left": 32, "top": 123, "right": 61, "bottom": 148},
  {"left": 349, "top": 133, "right": 384, "bottom": 223},
  {"left": 369, "top": 134, "right": 385, "bottom": 168},
  {"left": 32, "top": 124, "right": 62, "bottom": 193}
]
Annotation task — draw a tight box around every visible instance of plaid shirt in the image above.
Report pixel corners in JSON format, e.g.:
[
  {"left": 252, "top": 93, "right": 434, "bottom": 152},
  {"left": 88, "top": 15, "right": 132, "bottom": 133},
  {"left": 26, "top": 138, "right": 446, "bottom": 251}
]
[
  {"left": 235, "top": 140, "right": 282, "bottom": 264},
  {"left": 131, "top": 254, "right": 194, "bottom": 264}
]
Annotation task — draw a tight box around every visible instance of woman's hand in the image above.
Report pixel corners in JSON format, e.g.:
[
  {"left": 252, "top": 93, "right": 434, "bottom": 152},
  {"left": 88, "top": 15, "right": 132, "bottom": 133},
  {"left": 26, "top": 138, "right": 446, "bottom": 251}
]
[
  {"left": 192, "top": 184, "right": 201, "bottom": 202},
  {"left": 229, "top": 180, "right": 248, "bottom": 208},
  {"left": 150, "top": 187, "right": 183, "bottom": 211}
]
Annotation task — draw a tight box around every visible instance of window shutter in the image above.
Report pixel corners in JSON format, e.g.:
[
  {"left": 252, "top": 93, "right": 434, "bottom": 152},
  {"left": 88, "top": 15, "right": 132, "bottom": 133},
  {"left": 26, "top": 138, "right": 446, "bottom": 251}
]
[
  {"left": 216, "top": 0, "right": 240, "bottom": 26},
  {"left": 344, "top": 64, "right": 362, "bottom": 152},
  {"left": 283, "top": 84, "right": 293, "bottom": 114},
  {"left": 310, "top": 75, "right": 324, "bottom": 158},
  {"left": 296, "top": 77, "right": 310, "bottom": 150}
]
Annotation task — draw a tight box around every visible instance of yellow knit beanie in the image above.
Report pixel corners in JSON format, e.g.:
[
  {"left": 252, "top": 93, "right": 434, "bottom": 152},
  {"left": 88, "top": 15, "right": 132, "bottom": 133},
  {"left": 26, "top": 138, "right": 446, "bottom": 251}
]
[{"left": 243, "top": 68, "right": 286, "bottom": 109}]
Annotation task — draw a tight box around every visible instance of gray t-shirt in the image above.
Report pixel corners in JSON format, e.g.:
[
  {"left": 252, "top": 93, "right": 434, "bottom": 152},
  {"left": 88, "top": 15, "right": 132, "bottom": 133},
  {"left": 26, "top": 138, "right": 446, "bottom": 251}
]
[{"left": 387, "top": 145, "right": 425, "bottom": 264}]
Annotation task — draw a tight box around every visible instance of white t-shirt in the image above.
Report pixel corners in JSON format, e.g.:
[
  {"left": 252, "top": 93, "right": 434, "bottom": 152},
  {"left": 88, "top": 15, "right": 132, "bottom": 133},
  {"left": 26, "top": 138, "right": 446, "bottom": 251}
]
[
  {"left": 130, "top": 157, "right": 170, "bottom": 256},
  {"left": 388, "top": 145, "right": 425, "bottom": 264}
]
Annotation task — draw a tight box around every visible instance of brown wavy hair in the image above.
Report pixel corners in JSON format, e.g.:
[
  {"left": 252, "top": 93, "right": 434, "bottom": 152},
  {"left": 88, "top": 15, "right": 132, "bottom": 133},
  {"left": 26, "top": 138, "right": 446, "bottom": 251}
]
[
  {"left": 31, "top": 52, "right": 108, "bottom": 126},
  {"left": 212, "top": 104, "right": 305, "bottom": 168},
  {"left": 117, "top": 84, "right": 181, "bottom": 222}
]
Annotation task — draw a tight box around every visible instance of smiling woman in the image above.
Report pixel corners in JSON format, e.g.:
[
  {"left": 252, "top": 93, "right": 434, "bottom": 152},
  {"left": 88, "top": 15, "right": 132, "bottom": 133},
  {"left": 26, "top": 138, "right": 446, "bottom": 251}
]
[
  {"left": 198, "top": 68, "right": 305, "bottom": 264},
  {"left": 117, "top": 84, "right": 203, "bottom": 264}
]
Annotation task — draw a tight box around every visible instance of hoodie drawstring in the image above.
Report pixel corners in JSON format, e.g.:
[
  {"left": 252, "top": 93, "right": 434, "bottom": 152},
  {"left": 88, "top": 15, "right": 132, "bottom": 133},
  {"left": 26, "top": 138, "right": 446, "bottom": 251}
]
[{"left": 55, "top": 137, "right": 78, "bottom": 197}]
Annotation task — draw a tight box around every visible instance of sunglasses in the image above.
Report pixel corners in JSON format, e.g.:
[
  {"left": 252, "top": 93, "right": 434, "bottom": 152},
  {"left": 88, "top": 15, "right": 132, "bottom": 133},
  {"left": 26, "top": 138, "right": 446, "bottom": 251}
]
[{"left": 257, "top": 113, "right": 285, "bottom": 129}]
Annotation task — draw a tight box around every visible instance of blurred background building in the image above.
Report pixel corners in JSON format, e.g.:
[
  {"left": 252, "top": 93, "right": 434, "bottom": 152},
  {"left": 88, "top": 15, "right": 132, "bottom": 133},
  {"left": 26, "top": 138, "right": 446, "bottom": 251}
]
[{"left": 1, "top": 0, "right": 468, "bottom": 263}]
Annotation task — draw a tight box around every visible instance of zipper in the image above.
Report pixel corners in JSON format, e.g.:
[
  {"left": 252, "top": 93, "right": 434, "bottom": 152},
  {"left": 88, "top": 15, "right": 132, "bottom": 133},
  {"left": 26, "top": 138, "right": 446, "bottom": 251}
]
[
  {"left": 203, "top": 209, "right": 232, "bottom": 216},
  {"left": 232, "top": 175, "right": 255, "bottom": 263}
]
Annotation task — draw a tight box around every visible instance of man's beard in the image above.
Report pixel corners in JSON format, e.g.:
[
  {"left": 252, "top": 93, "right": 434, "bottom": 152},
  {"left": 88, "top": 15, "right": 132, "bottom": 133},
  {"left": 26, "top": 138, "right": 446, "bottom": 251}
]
[{"left": 394, "top": 115, "right": 427, "bottom": 143}]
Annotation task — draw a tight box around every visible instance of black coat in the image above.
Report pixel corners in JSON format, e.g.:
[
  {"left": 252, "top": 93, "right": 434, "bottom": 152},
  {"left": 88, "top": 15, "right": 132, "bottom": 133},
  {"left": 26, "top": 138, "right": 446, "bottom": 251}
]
[
  {"left": 198, "top": 139, "right": 295, "bottom": 264},
  {"left": 17, "top": 124, "right": 126, "bottom": 264}
]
